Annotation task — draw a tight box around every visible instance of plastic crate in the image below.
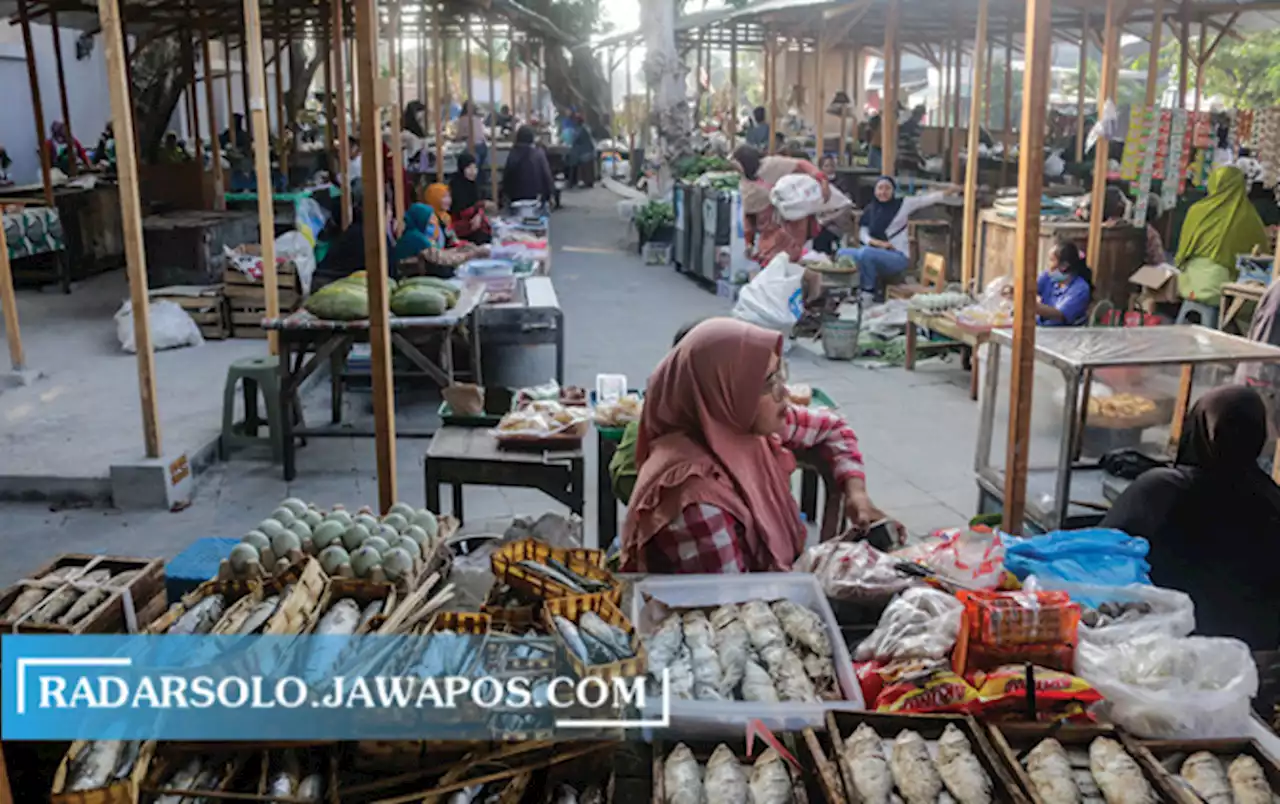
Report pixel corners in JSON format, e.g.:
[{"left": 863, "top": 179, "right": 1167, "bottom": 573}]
[
  {"left": 165, "top": 537, "right": 238, "bottom": 601},
  {"left": 643, "top": 241, "right": 673, "bottom": 265}
]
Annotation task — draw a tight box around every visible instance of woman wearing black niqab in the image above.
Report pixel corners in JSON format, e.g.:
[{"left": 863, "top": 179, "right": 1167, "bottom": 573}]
[{"left": 1102, "top": 385, "right": 1280, "bottom": 649}]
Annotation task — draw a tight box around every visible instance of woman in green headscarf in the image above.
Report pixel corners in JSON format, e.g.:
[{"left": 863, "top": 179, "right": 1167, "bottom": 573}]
[
  {"left": 1176, "top": 166, "right": 1269, "bottom": 305},
  {"left": 393, "top": 202, "right": 487, "bottom": 270}
]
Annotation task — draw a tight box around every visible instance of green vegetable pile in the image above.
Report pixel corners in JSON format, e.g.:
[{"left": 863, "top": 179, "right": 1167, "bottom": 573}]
[
  {"left": 706, "top": 173, "right": 741, "bottom": 191},
  {"left": 635, "top": 200, "right": 675, "bottom": 240},
  {"left": 676, "top": 155, "right": 735, "bottom": 180}
]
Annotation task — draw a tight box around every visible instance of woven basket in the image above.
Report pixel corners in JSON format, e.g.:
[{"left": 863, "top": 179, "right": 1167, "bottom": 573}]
[
  {"left": 139, "top": 747, "right": 250, "bottom": 803},
  {"left": 542, "top": 593, "right": 646, "bottom": 681},
  {"left": 50, "top": 741, "right": 156, "bottom": 804},
  {"left": 263, "top": 557, "right": 329, "bottom": 635},
  {"left": 146, "top": 577, "right": 263, "bottom": 634},
  {"left": 491, "top": 539, "right": 618, "bottom": 603},
  {"left": 429, "top": 610, "right": 491, "bottom": 635}
]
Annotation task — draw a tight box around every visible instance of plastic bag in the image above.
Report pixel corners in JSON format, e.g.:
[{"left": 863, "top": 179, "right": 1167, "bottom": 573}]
[
  {"left": 1076, "top": 633, "right": 1258, "bottom": 738},
  {"left": 854, "top": 587, "right": 963, "bottom": 662},
  {"left": 1025, "top": 577, "right": 1195, "bottom": 643},
  {"left": 1085, "top": 100, "right": 1118, "bottom": 155},
  {"left": 1004, "top": 528, "right": 1151, "bottom": 587},
  {"left": 892, "top": 527, "right": 1008, "bottom": 590},
  {"left": 732, "top": 253, "right": 805, "bottom": 336},
  {"left": 115, "top": 300, "right": 204, "bottom": 353},
  {"left": 293, "top": 196, "right": 329, "bottom": 250},
  {"left": 795, "top": 541, "right": 916, "bottom": 602},
  {"left": 276, "top": 230, "right": 317, "bottom": 295},
  {"left": 770, "top": 173, "right": 825, "bottom": 221}
]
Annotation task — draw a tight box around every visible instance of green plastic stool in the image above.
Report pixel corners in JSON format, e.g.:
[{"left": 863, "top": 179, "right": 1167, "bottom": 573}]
[{"left": 220, "top": 356, "right": 293, "bottom": 461}]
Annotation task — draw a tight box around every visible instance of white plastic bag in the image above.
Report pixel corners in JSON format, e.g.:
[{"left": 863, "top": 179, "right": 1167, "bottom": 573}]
[
  {"left": 275, "top": 230, "right": 317, "bottom": 295},
  {"left": 854, "top": 587, "right": 963, "bottom": 662},
  {"left": 891, "top": 527, "right": 1007, "bottom": 590},
  {"left": 115, "top": 300, "right": 204, "bottom": 353},
  {"left": 732, "top": 253, "right": 805, "bottom": 336},
  {"left": 769, "top": 173, "right": 824, "bottom": 221},
  {"left": 1026, "top": 578, "right": 1195, "bottom": 645},
  {"left": 1076, "top": 633, "right": 1258, "bottom": 738},
  {"left": 795, "top": 541, "right": 916, "bottom": 603}
]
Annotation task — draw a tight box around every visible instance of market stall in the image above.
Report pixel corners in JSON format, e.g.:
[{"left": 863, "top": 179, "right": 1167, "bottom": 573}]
[{"left": 0, "top": 181, "right": 124, "bottom": 292}]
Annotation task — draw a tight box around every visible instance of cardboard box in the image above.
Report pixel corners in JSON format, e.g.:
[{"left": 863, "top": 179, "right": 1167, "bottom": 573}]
[{"left": 1130, "top": 263, "right": 1180, "bottom": 304}]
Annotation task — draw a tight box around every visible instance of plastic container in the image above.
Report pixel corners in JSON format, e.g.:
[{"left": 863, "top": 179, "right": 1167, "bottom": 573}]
[
  {"left": 459, "top": 258, "right": 516, "bottom": 278},
  {"left": 630, "top": 573, "right": 865, "bottom": 736},
  {"left": 643, "top": 241, "right": 673, "bottom": 265}
]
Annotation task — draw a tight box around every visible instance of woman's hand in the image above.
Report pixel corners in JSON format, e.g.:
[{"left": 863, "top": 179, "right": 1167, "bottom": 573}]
[
  {"left": 819, "top": 176, "right": 832, "bottom": 202},
  {"left": 392, "top": 218, "right": 405, "bottom": 238}
]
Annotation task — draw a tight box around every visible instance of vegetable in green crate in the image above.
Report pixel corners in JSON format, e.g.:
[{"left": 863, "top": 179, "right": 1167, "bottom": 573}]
[
  {"left": 305, "top": 282, "right": 369, "bottom": 320},
  {"left": 390, "top": 285, "right": 450, "bottom": 316},
  {"left": 635, "top": 200, "right": 675, "bottom": 240}
]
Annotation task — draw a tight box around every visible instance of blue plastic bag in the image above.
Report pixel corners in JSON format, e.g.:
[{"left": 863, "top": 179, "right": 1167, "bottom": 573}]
[{"left": 1004, "top": 528, "right": 1151, "bottom": 589}]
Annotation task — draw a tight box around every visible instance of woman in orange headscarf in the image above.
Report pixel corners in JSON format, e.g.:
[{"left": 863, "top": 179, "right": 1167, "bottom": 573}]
[{"left": 421, "top": 183, "right": 459, "bottom": 245}]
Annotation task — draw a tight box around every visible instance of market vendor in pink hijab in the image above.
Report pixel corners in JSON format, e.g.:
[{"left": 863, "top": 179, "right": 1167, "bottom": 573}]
[{"left": 621, "top": 318, "right": 889, "bottom": 574}]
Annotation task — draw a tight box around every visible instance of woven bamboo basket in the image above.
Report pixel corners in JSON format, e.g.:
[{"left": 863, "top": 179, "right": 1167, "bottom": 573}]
[
  {"left": 139, "top": 747, "right": 252, "bottom": 803},
  {"left": 491, "top": 539, "right": 618, "bottom": 603},
  {"left": 311, "top": 577, "right": 399, "bottom": 634},
  {"left": 263, "top": 557, "right": 329, "bottom": 635},
  {"left": 429, "top": 610, "right": 491, "bottom": 634},
  {"left": 542, "top": 593, "right": 646, "bottom": 681},
  {"left": 145, "top": 577, "right": 263, "bottom": 634},
  {"left": 50, "top": 740, "right": 156, "bottom": 804}
]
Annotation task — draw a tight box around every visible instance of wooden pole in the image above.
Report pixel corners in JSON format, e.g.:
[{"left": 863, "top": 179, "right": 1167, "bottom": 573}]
[
  {"left": 1000, "top": 20, "right": 1012, "bottom": 187},
  {"left": 524, "top": 39, "right": 533, "bottom": 122},
  {"left": 96, "top": 0, "right": 162, "bottom": 458},
  {"left": 434, "top": 3, "right": 445, "bottom": 182},
  {"left": 201, "top": 22, "right": 225, "bottom": 208},
  {"left": 1146, "top": 0, "right": 1166, "bottom": 107},
  {"left": 1087, "top": 0, "right": 1120, "bottom": 266},
  {"left": 815, "top": 34, "right": 825, "bottom": 161},
  {"left": 17, "top": 0, "right": 54, "bottom": 207},
  {"left": 465, "top": 15, "right": 476, "bottom": 158},
  {"left": 322, "top": 10, "right": 334, "bottom": 203},
  {"left": 1076, "top": 11, "right": 1088, "bottom": 164},
  {"left": 187, "top": 29, "right": 204, "bottom": 168},
  {"left": 767, "top": 37, "right": 778, "bottom": 154},
  {"left": 274, "top": 36, "right": 285, "bottom": 138},
  {"left": 354, "top": 0, "right": 398, "bottom": 511},
  {"left": 419, "top": 13, "right": 427, "bottom": 104},
  {"left": 961, "top": 0, "right": 989, "bottom": 293},
  {"left": 729, "top": 30, "right": 738, "bottom": 150},
  {"left": 849, "top": 46, "right": 860, "bottom": 166},
  {"left": 1193, "top": 19, "right": 1206, "bottom": 111},
  {"left": 333, "top": 0, "right": 352, "bottom": 228},
  {"left": 226, "top": 34, "right": 237, "bottom": 149},
  {"left": 487, "top": 20, "right": 498, "bottom": 201},
  {"left": 938, "top": 43, "right": 947, "bottom": 128},
  {"left": 1003, "top": 0, "right": 1054, "bottom": 534},
  {"left": 951, "top": 38, "right": 963, "bottom": 183},
  {"left": 882, "top": 0, "right": 899, "bottom": 173},
  {"left": 695, "top": 35, "right": 704, "bottom": 129},
  {"left": 0, "top": 211, "right": 23, "bottom": 371},
  {"left": 1178, "top": 7, "right": 1190, "bottom": 109},
  {"left": 389, "top": 0, "right": 406, "bottom": 222},
  {"left": 242, "top": 0, "right": 281, "bottom": 355},
  {"left": 50, "top": 10, "right": 78, "bottom": 179},
  {"left": 838, "top": 49, "right": 849, "bottom": 164},
  {"left": 240, "top": 18, "right": 251, "bottom": 139},
  {"left": 984, "top": 36, "right": 993, "bottom": 129},
  {"left": 626, "top": 47, "right": 635, "bottom": 161}
]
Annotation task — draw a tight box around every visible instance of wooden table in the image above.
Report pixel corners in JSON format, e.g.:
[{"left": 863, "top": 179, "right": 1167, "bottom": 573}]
[
  {"left": 1219, "top": 281, "right": 1267, "bottom": 335},
  {"left": 263, "top": 284, "right": 486, "bottom": 480},
  {"left": 425, "top": 425, "right": 585, "bottom": 524},
  {"left": 904, "top": 308, "right": 993, "bottom": 401}
]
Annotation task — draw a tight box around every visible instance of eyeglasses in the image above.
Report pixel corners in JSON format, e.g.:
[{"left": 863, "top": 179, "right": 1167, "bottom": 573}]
[{"left": 763, "top": 361, "right": 790, "bottom": 400}]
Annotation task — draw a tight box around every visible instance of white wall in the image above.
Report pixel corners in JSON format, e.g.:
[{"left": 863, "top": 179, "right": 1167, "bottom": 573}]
[{"left": 0, "top": 21, "right": 117, "bottom": 185}]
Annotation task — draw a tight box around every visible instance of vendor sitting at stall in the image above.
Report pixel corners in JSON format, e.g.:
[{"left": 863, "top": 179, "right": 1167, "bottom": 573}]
[
  {"left": 449, "top": 153, "right": 493, "bottom": 244},
  {"left": 93, "top": 123, "right": 115, "bottom": 167},
  {"left": 734, "top": 145, "right": 830, "bottom": 267},
  {"left": 620, "top": 318, "right": 896, "bottom": 574},
  {"left": 836, "top": 176, "right": 951, "bottom": 302},
  {"left": 1101, "top": 386, "right": 1280, "bottom": 650},
  {"left": 1035, "top": 241, "right": 1093, "bottom": 326},
  {"left": 1175, "top": 165, "right": 1269, "bottom": 306},
  {"left": 393, "top": 201, "right": 487, "bottom": 272},
  {"left": 46, "top": 121, "right": 91, "bottom": 173}
]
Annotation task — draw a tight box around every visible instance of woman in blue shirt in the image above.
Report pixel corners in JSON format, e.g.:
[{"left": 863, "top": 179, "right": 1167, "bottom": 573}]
[{"left": 1036, "top": 241, "right": 1093, "bottom": 326}]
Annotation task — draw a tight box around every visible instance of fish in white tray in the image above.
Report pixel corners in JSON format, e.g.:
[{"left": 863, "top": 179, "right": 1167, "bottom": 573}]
[
  {"left": 891, "top": 730, "right": 944, "bottom": 804},
  {"left": 771, "top": 600, "right": 833, "bottom": 656},
  {"left": 706, "top": 744, "right": 751, "bottom": 804},
  {"left": 801, "top": 653, "right": 838, "bottom": 699},
  {"left": 1089, "top": 737, "right": 1156, "bottom": 804},
  {"left": 740, "top": 600, "right": 786, "bottom": 653},
  {"left": 646, "top": 613, "right": 684, "bottom": 673},
  {"left": 742, "top": 658, "right": 780, "bottom": 702},
  {"left": 66, "top": 741, "right": 126, "bottom": 792},
  {"left": 153, "top": 756, "right": 203, "bottom": 803},
  {"left": 236, "top": 594, "right": 281, "bottom": 635},
  {"left": 1024, "top": 739, "right": 1081, "bottom": 804},
  {"left": 936, "top": 724, "right": 992, "bottom": 804},
  {"left": 664, "top": 743, "right": 705, "bottom": 804},
  {"left": 713, "top": 607, "right": 751, "bottom": 696},
  {"left": 767, "top": 646, "right": 818, "bottom": 702},
  {"left": 843, "top": 723, "right": 894, "bottom": 804},
  {"left": 750, "top": 748, "right": 794, "bottom": 804},
  {"left": 1229, "top": 755, "right": 1272, "bottom": 804},
  {"left": 297, "top": 772, "right": 325, "bottom": 801},
  {"left": 579, "top": 611, "right": 634, "bottom": 659},
  {"left": 667, "top": 645, "right": 695, "bottom": 699},
  {"left": 170, "top": 594, "right": 227, "bottom": 635},
  {"left": 1181, "top": 752, "right": 1232, "bottom": 804},
  {"left": 682, "top": 611, "right": 724, "bottom": 699},
  {"left": 553, "top": 615, "right": 591, "bottom": 664}
]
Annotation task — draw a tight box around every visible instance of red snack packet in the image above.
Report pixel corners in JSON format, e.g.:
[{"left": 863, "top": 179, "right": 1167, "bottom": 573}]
[
  {"left": 875, "top": 662, "right": 980, "bottom": 714},
  {"left": 855, "top": 660, "right": 886, "bottom": 705},
  {"left": 968, "top": 664, "right": 1102, "bottom": 721}
]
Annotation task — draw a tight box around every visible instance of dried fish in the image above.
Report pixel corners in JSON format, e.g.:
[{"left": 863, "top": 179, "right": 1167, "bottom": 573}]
[
  {"left": 358, "top": 599, "right": 384, "bottom": 630},
  {"left": 579, "top": 611, "right": 633, "bottom": 658},
  {"left": 844, "top": 723, "right": 894, "bottom": 804},
  {"left": 1089, "top": 737, "right": 1156, "bottom": 804},
  {"left": 712, "top": 606, "right": 750, "bottom": 696},
  {"left": 546, "top": 557, "right": 610, "bottom": 592},
  {"left": 2, "top": 586, "right": 50, "bottom": 623},
  {"left": 554, "top": 616, "right": 591, "bottom": 663},
  {"left": 516, "top": 559, "right": 587, "bottom": 593},
  {"left": 742, "top": 659, "right": 780, "bottom": 703},
  {"left": 29, "top": 569, "right": 111, "bottom": 625},
  {"left": 706, "top": 744, "right": 751, "bottom": 804},
  {"left": 682, "top": 611, "right": 724, "bottom": 700},
  {"left": 710, "top": 603, "right": 739, "bottom": 630},
  {"left": 665, "top": 743, "right": 705, "bottom": 804},
  {"left": 740, "top": 600, "right": 786, "bottom": 654},
  {"left": 581, "top": 630, "right": 621, "bottom": 664},
  {"left": 646, "top": 613, "right": 684, "bottom": 673},
  {"left": 58, "top": 570, "right": 139, "bottom": 628},
  {"left": 1181, "top": 752, "right": 1232, "bottom": 804},
  {"left": 315, "top": 598, "right": 361, "bottom": 635},
  {"left": 448, "top": 784, "right": 484, "bottom": 804},
  {"left": 891, "top": 730, "right": 944, "bottom": 804},
  {"left": 936, "top": 724, "right": 992, "bottom": 804},
  {"left": 297, "top": 772, "right": 325, "bottom": 802},
  {"left": 668, "top": 646, "right": 695, "bottom": 699},
  {"left": 66, "top": 741, "right": 126, "bottom": 792},
  {"left": 766, "top": 646, "right": 818, "bottom": 702},
  {"left": 750, "top": 748, "right": 794, "bottom": 804},
  {"left": 111, "top": 740, "right": 141, "bottom": 780},
  {"left": 170, "top": 594, "right": 227, "bottom": 635},
  {"left": 801, "top": 653, "right": 838, "bottom": 700},
  {"left": 237, "top": 595, "right": 281, "bottom": 635},
  {"left": 1024, "top": 739, "right": 1081, "bottom": 804},
  {"left": 1229, "top": 755, "right": 1272, "bottom": 804},
  {"left": 771, "top": 600, "right": 832, "bottom": 656},
  {"left": 153, "top": 756, "right": 203, "bottom": 803}
]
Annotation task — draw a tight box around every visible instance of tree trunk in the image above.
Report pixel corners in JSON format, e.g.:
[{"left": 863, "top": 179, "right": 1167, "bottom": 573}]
[
  {"left": 542, "top": 43, "right": 611, "bottom": 138},
  {"left": 642, "top": 0, "right": 692, "bottom": 196},
  {"left": 131, "top": 37, "right": 192, "bottom": 162},
  {"left": 284, "top": 41, "right": 325, "bottom": 124}
]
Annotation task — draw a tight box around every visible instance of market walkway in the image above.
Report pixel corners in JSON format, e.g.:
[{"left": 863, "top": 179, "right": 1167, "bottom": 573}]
[{"left": 0, "top": 187, "right": 979, "bottom": 585}]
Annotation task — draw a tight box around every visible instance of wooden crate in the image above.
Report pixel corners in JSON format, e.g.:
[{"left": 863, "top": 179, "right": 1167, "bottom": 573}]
[
  {"left": 150, "top": 286, "right": 231, "bottom": 340},
  {"left": 50, "top": 740, "right": 155, "bottom": 804},
  {"left": 490, "top": 539, "right": 617, "bottom": 602},
  {"left": 224, "top": 257, "right": 300, "bottom": 338},
  {"left": 143, "top": 746, "right": 338, "bottom": 803},
  {"left": 0, "top": 554, "right": 165, "bottom": 634},
  {"left": 825, "top": 711, "right": 1031, "bottom": 804},
  {"left": 653, "top": 734, "right": 832, "bottom": 804},
  {"left": 985, "top": 723, "right": 1176, "bottom": 804},
  {"left": 146, "top": 576, "right": 264, "bottom": 634},
  {"left": 542, "top": 593, "right": 644, "bottom": 681},
  {"left": 1136, "top": 738, "right": 1280, "bottom": 804}
]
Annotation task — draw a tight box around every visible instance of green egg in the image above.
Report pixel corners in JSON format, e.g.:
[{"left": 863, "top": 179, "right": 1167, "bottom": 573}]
[
  {"left": 270, "top": 507, "right": 297, "bottom": 526},
  {"left": 362, "top": 535, "right": 391, "bottom": 556},
  {"left": 350, "top": 546, "right": 382, "bottom": 578},
  {"left": 381, "top": 513, "right": 409, "bottom": 533},
  {"left": 381, "top": 547, "right": 414, "bottom": 582},
  {"left": 258, "top": 519, "right": 286, "bottom": 540},
  {"left": 280, "top": 497, "right": 310, "bottom": 517},
  {"left": 229, "top": 543, "right": 260, "bottom": 573},
  {"left": 341, "top": 523, "right": 371, "bottom": 552},
  {"left": 412, "top": 510, "right": 439, "bottom": 539},
  {"left": 353, "top": 513, "right": 379, "bottom": 532},
  {"left": 388, "top": 502, "right": 416, "bottom": 519},
  {"left": 241, "top": 530, "right": 271, "bottom": 554},
  {"left": 318, "top": 545, "right": 350, "bottom": 575},
  {"left": 394, "top": 536, "right": 422, "bottom": 559},
  {"left": 301, "top": 509, "right": 324, "bottom": 529},
  {"left": 271, "top": 530, "right": 302, "bottom": 557},
  {"left": 403, "top": 525, "right": 431, "bottom": 551},
  {"left": 326, "top": 508, "right": 353, "bottom": 527},
  {"left": 312, "top": 520, "right": 346, "bottom": 550}
]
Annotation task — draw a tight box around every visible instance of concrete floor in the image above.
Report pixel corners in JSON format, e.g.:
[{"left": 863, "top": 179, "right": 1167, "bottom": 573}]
[{"left": 0, "top": 186, "right": 981, "bottom": 586}]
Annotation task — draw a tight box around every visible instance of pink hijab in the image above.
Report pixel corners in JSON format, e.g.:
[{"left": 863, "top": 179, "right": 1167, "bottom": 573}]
[{"left": 621, "top": 318, "right": 806, "bottom": 572}]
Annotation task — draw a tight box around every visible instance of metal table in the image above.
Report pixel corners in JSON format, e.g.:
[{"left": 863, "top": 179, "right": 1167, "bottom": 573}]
[
  {"left": 262, "top": 284, "right": 486, "bottom": 480},
  {"left": 477, "top": 276, "right": 565, "bottom": 383}
]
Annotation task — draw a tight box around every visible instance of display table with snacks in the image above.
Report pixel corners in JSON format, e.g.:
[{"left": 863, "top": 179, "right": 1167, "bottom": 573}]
[
  {"left": 262, "top": 283, "right": 486, "bottom": 480},
  {"left": 424, "top": 425, "right": 585, "bottom": 522},
  {"left": 905, "top": 308, "right": 993, "bottom": 401}
]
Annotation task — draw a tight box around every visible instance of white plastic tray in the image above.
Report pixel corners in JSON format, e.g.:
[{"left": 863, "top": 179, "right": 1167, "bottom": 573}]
[{"left": 630, "top": 573, "right": 867, "bottom": 736}]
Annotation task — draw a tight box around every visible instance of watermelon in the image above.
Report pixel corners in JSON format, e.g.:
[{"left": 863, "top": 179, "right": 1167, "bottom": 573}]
[
  {"left": 306, "top": 283, "right": 369, "bottom": 320},
  {"left": 399, "top": 277, "right": 459, "bottom": 306},
  {"left": 390, "top": 286, "right": 449, "bottom": 316}
]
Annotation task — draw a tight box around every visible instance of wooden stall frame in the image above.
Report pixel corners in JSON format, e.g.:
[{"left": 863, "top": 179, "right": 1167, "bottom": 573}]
[
  {"left": 0, "top": 214, "right": 22, "bottom": 371},
  {"left": 49, "top": 10, "right": 77, "bottom": 179},
  {"left": 1146, "top": 0, "right": 1166, "bottom": 107},
  {"left": 333, "top": 0, "right": 352, "bottom": 229},
  {"left": 17, "top": 0, "right": 55, "bottom": 207},
  {"left": 241, "top": 0, "right": 281, "bottom": 355},
  {"left": 200, "top": 24, "right": 225, "bottom": 204},
  {"left": 1076, "top": 10, "right": 1088, "bottom": 164},
  {"left": 434, "top": 1, "right": 445, "bottom": 183},
  {"left": 882, "top": 0, "right": 900, "bottom": 172},
  {"left": 960, "top": 0, "right": 989, "bottom": 292},
  {"left": 1086, "top": 0, "right": 1121, "bottom": 267},
  {"left": 390, "top": 0, "right": 407, "bottom": 222},
  {"left": 488, "top": 19, "right": 499, "bottom": 201}
]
